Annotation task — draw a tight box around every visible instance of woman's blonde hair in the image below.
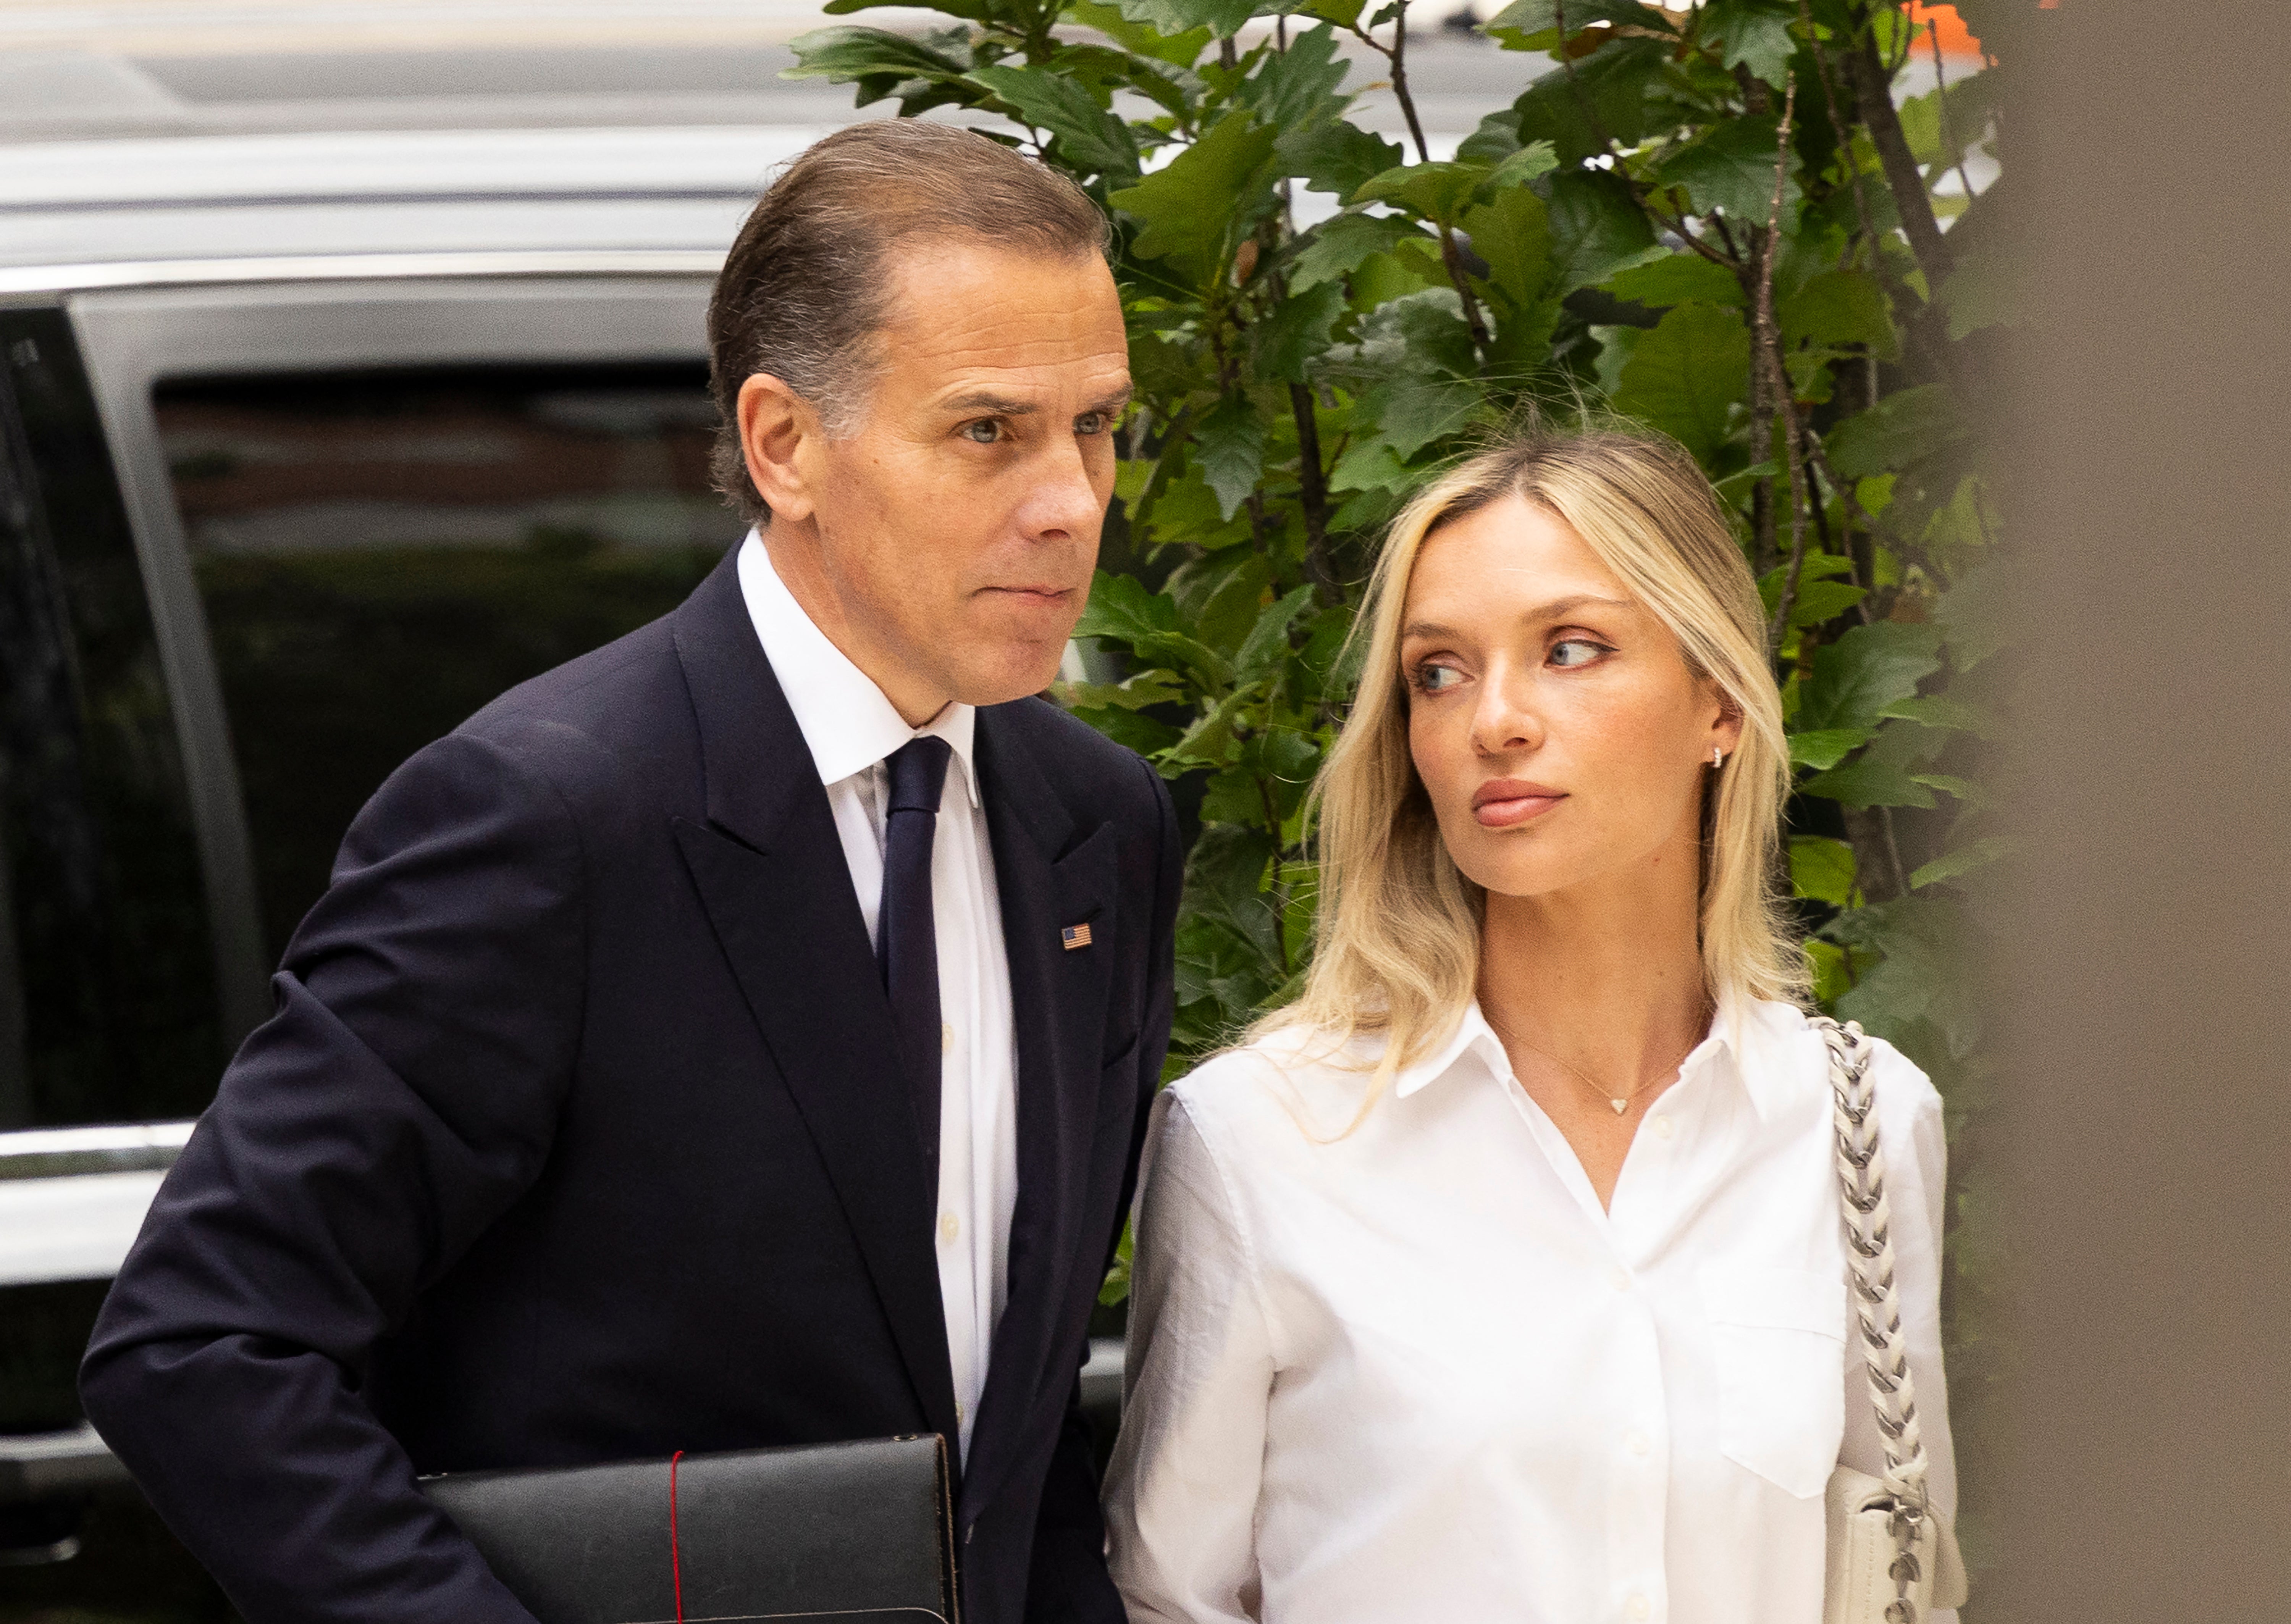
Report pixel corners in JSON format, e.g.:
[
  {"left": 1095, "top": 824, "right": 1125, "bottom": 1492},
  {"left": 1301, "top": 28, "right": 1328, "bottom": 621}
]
[{"left": 1256, "top": 420, "right": 1801, "bottom": 1088}]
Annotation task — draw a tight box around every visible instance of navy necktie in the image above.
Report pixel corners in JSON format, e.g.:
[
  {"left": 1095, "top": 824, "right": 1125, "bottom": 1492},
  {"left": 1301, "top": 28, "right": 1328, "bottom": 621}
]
[{"left": 879, "top": 736, "right": 953, "bottom": 1175}]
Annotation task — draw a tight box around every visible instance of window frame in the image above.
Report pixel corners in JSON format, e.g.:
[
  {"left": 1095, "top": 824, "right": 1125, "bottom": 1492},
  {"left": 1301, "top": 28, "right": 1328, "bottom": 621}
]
[{"left": 67, "top": 272, "right": 717, "bottom": 1048}]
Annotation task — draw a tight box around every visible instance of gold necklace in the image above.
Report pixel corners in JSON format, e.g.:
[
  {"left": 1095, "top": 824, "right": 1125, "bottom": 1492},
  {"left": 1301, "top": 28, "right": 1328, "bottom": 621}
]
[{"left": 1488, "top": 1010, "right": 1707, "bottom": 1116}]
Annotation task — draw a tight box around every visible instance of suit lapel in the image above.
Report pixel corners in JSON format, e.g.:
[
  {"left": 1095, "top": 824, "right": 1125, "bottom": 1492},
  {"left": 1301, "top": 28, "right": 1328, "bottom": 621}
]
[
  {"left": 958, "top": 706, "right": 1118, "bottom": 1517},
  {"left": 667, "top": 554, "right": 959, "bottom": 1446}
]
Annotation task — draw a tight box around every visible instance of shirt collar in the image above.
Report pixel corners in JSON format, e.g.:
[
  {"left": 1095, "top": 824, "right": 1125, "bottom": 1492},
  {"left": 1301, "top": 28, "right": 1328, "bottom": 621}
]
[
  {"left": 1393, "top": 992, "right": 1786, "bottom": 1117},
  {"left": 737, "top": 529, "right": 979, "bottom": 810}
]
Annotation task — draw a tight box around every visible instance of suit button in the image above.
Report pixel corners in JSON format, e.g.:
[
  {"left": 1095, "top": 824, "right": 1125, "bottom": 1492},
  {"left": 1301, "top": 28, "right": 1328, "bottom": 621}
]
[{"left": 940, "top": 1211, "right": 961, "bottom": 1244}]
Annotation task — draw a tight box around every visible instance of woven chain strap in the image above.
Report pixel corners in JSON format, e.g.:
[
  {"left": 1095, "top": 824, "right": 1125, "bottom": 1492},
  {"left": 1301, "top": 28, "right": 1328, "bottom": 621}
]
[{"left": 1814, "top": 1015, "right": 1932, "bottom": 1624}]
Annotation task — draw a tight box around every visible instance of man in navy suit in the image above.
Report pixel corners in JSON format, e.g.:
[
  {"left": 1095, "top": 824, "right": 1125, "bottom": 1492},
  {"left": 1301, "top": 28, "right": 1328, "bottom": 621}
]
[{"left": 81, "top": 120, "right": 1175, "bottom": 1624}]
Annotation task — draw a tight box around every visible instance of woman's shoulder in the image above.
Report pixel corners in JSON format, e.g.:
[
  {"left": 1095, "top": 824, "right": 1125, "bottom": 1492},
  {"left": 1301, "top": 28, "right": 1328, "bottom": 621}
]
[
  {"left": 1744, "top": 1000, "right": 1945, "bottom": 1127},
  {"left": 1162, "top": 1021, "right": 1387, "bottom": 1156}
]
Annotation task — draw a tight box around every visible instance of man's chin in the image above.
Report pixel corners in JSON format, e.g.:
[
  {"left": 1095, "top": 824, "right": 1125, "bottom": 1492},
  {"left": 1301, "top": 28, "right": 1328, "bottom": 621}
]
[{"left": 949, "top": 642, "right": 1076, "bottom": 708}]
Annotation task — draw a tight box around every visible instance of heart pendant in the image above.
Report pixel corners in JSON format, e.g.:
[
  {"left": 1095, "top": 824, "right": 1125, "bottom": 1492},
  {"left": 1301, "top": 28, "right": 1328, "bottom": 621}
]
[{"left": 1610, "top": 1099, "right": 1628, "bottom": 1114}]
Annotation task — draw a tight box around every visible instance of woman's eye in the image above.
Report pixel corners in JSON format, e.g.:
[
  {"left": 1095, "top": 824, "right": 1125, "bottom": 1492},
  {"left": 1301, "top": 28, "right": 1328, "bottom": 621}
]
[
  {"left": 1549, "top": 638, "right": 1608, "bottom": 668},
  {"left": 960, "top": 419, "right": 1004, "bottom": 444},
  {"left": 1075, "top": 411, "right": 1107, "bottom": 435},
  {"left": 1412, "top": 662, "right": 1462, "bottom": 694}
]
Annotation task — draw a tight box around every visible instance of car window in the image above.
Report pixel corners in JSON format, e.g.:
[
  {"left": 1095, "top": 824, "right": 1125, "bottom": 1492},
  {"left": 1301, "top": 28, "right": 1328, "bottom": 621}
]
[
  {"left": 155, "top": 363, "right": 740, "bottom": 963},
  {"left": 0, "top": 309, "right": 224, "bottom": 1129}
]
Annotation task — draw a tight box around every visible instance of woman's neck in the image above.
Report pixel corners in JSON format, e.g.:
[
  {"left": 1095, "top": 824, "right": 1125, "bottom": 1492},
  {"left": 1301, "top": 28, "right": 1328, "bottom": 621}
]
[{"left": 1475, "top": 849, "right": 1711, "bottom": 1092}]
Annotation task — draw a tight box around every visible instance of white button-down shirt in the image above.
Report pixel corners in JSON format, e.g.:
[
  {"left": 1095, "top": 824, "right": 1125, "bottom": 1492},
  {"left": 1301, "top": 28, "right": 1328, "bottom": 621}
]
[
  {"left": 1104, "top": 998, "right": 1957, "bottom": 1624},
  {"left": 737, "top": 532, "right": 1017, "bottom": 1464}
]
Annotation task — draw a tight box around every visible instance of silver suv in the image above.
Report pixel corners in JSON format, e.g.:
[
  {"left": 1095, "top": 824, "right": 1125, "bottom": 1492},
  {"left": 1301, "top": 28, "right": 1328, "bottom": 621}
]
[{"left": 0, "top": 116, "right": 806, "bottom": 1581}]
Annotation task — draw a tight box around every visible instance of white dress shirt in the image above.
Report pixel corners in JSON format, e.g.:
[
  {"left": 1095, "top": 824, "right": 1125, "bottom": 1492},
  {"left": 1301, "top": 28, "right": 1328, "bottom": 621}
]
[
  {"left": 737, "top": 531, "right": 1018, "bottom": 1464},
  {"left": 1104, "top": 997, "right": 1957, "bottom": 1624}
]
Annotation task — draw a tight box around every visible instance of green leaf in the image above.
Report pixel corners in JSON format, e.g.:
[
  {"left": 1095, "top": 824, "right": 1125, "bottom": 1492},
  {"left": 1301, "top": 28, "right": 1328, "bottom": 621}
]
[
  {"left": 1482, "top": 0, "right": 1671, "bottom": 37},
  {"left": 1603, "top": 252, "right": 1745, "bottom": 310},
  {"left": 1053, "top": 669, "right": 1188, "bottom": 711},
  {"left": 1240, "top": 22, "right": 1350, "bottom": 126},
  {"left": 1652, "top": 115, "right": 1801, "bottom": 224},
  {"left": 1790, "top": 834, "right": 1858, "bottom": 907},
  {"left": 1909, "top": 834, "right": 2023, "bottom": 891},
  {"left": 1547, "top": 169, "right": 1665, "bottom": 293},
  {"left": 1909, "top": 772, "right": 1989, "bottom": 808},
  {"left": 964, "top": 64, "right": 1139, "bottom": 179},
  {"left": 1460, "top": 184, "right": 1554, "bottom": 312},
  {"left": 1877, "top": 693, "right": 2000, "bottom": 739},
  {"left": 1939, "top": 257, "right": 2011, "bottom": 341},
  {"left": 1934, "top": 562, "right": 2011, "bottom": 672},
  {"left": 1192, "top": 395, "right": 1267, "bottom": 521},
  {"left": 1074, "top": 568, "right": 1179, "bottom": 644},
  {"left": 1328, "top": 437, "right": 1412, "bottom": 495},
  {"left": 1114, "top": 0, "right": 1259, "bottom": 39},
  {"left": 1798, "top": 755, "right": 1940, "bottom": 809},
  {"left": 1825, "top": 895, "right": 1982, "bottom": 1059},
  {"left": 1778, "top": 269, "right": 1899, "bottom": 359},
  {"left": 1775, "top": 578, "right": 1867, "bottom": 628},
  {"left": 1110, "top": 110, "right": 1279, "bottom": 285},
  {"left": 1064, "top": 0, "right": 1212, "bottom": 66},
  {"left": 1254, "top": 281, "right": 1347, "bottom": 383},
  {"left": 1610, "top": 302, "right": 1750, "bottom": 463},
  {"left": 1277, "top": 117, "right": 1404, "bottom": 198},
  {"left": 1804, "top": 935, "right": 1853, "bottom": 1009},
  {"left": 1235, "top": 584, "right": 1318, "bottom": 680},
  {"left": 784, "top": 24, "right": 972, "bottom": 92},
  {"left": 1456, "top": 108, "right": 1523, "bottom": 165},
  {"left": 1510, "top": 41, "right": 1672, "bottom": 163},
  {"left": 1824, "top": 383, "right": 1967, "bottom": 479},
  {"left": 1787, "top": 727, "right": 1868, "bottom": 770},
  {"left": 1286, "top": 210, "right": 1418, "bottom": 293},
  {"left": 1184, "top": 824, "right": 1282, "bottom": 964},
  {"left": 1354, "top": 160, "right": 1493, "bottom": 227},
  {"left": 1795, "top": 619, "right": 1944, "bottom": 733},
  {"left": 1713, "top": 4, "right": 1798, "bottom": 88}
]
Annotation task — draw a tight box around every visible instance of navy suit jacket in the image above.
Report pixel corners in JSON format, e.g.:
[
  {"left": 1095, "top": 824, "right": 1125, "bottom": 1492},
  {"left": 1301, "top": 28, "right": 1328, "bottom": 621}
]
[{"left": 81, "top": 547, "right": 1179, "bottom": 1624}]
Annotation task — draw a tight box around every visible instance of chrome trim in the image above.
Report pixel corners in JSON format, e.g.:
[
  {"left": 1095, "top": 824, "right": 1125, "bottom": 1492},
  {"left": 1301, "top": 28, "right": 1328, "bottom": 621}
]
[
  {"left": 0, "top": 1121, "right": 193, "bottom": 1182},
  {"left": 0, "top": 249, "right": 725, "bottom": 298},
  {"left": 0, "top": 1424, "right": 132, "bottom": 1503}
]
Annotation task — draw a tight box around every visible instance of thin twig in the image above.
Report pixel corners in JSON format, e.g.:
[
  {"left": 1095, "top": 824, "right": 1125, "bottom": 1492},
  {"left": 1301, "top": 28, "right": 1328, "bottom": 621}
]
[
  {"left": 1761, "top": 78, "right": 1809, "bottom": 654},
  {"left": 1290, "top": 382, "right": 1338, "bottom": 603},
  {"left": 1925, "top": 18, "right": 1981, "bottom": 211}
]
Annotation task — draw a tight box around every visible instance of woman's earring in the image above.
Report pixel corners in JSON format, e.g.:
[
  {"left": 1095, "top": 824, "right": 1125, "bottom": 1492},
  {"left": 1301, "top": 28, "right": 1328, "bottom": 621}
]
[{"left": 1711, "top": 746, "right": 1725, "bottom": 768}]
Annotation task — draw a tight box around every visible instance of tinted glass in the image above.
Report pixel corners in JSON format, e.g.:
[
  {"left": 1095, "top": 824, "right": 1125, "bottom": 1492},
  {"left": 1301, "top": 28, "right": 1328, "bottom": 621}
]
[
  {"left": 0, "top": 308, "right": 222, "bottom": 1130},
  {"left": 156, "top": 364, "right": 737, "bottom": 962}
]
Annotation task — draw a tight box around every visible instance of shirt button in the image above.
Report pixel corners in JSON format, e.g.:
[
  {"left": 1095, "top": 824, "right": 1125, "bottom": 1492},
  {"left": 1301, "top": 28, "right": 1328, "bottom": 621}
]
[
  {"left": 1610, "top": 1267, "right": 1632, "bottom": 1293},
  {"left": 941, "top": 1020, "right": 954, "bottom": 1053},
  {"left": 1652, "top": 1115, "right": 1673, "bottom": 1139},
  {"left": 1625, "top": 1429, "right": 1651, "bottom": 1457},
  {"left": 1625, "top": 1595, "right": 1651, "bottom": 1621},
  {"left": 939, "top": 1212, "right": 961, "bottom": 1243}
]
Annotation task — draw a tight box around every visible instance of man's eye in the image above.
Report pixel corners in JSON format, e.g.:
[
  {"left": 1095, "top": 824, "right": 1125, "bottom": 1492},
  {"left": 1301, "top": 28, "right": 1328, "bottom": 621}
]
[
  {"left": 1075, "top": 411, "right": 1108, "bottom": 435},
  {"left": 1550, "top": 638, "right": 1608, "bottom": 668},
  {"left": 960, "top": 420, "right": 1004, "bottom": 444}
]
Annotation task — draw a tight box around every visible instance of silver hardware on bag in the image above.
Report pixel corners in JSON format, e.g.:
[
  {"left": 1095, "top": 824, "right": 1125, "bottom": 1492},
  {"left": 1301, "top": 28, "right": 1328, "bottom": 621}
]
[{"left": 1814, "top": 1016, "right": 1968, "bottom": 1624}]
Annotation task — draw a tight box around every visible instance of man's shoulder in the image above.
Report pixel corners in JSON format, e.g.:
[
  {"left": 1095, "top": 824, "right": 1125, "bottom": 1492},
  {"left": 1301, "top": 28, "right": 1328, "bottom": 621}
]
[{"left": 985, "top": 694, "right": 1163, "bottom": 820}]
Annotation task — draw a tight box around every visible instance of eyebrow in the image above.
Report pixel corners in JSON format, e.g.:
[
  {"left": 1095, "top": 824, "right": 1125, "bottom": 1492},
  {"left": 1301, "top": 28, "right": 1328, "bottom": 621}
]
[
  {"left": 940, "top": 385, "right": 1134, "bottom": 418},
  {"left": 1399, "top": 594, "right": 1634, "bottom": 642}
]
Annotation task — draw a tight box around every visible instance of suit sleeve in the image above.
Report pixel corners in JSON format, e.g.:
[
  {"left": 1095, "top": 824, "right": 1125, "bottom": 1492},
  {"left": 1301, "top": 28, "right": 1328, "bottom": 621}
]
[
  {"left": 1024, "top": 758, "right": 1181, "bottom": 1624},
  {"left": 79, "top": 729, "right": 591, "bottom": 1624}
]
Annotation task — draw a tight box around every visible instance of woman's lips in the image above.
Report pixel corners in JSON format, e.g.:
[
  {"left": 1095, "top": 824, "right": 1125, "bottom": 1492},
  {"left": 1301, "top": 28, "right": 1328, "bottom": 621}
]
[{"left": 1471, "top": 779, "right": 1566, "bottom": 828}]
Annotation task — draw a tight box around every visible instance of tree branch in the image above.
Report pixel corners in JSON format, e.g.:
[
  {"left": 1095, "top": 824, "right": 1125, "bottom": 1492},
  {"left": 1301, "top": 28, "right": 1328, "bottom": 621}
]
[
  {"left": 1847, "top": 23, "right": 1952, "bottom": 291},
  {"left": 1759, "top": 78, "right": 1808, "bottom": 655},
  {"left": 1926, "top": 18, "right": 1981, "bottom": 212},
  {"left": 1289, "top": 382, "right": 1339, "bottom": 604},
  {"left": 1798, "top": 0, "right": 1882, "bottom": 273}
]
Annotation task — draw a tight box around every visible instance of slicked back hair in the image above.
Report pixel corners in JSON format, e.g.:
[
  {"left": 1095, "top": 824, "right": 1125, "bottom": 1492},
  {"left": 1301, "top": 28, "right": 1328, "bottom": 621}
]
[{"left": 706, "top": 120, "right": 1113, "bottom": 525}]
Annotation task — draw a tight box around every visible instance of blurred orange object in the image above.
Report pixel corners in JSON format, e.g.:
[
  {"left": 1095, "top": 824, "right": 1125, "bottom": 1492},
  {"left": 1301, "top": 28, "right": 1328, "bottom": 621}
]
[{"left": 1904, "top": 1, "right": 1986, "bottom": 59}]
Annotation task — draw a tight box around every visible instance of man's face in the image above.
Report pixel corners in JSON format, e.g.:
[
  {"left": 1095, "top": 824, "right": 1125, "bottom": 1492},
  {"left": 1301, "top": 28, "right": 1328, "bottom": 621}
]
[{"left": 745, "top": 239, "right": 1131, "bottom": 719}]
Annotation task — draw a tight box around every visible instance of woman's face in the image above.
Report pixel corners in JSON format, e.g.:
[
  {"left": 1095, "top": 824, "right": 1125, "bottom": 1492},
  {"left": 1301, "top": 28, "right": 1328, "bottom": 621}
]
[{"left": 1401, "top": 494, "right": 1740, "bottom": 904}]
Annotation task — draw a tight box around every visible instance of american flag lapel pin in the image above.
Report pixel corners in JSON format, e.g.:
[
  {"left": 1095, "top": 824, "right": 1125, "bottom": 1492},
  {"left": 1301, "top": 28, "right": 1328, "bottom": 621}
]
[{"left": 1061, "top": 922, "right": 1094, "bottom": 951}]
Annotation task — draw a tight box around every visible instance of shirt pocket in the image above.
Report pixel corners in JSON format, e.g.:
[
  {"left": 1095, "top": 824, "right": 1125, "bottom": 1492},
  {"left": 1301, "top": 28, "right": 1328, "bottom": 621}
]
[{"left": 1699, "top": 1262, "right": 1848, "bottom": 1499}]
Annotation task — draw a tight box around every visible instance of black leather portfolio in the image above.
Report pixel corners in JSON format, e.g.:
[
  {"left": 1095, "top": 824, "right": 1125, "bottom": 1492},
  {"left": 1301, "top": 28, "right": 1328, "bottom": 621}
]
[{"left": 422, "top": 1435, "right": 956, "bottom": 1624}]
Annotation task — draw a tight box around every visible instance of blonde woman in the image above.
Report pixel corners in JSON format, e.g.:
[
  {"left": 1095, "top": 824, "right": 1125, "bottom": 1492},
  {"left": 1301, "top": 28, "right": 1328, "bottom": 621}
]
[{"left": 1102, "top": 426, "right": 1957, "bottom": 1624}]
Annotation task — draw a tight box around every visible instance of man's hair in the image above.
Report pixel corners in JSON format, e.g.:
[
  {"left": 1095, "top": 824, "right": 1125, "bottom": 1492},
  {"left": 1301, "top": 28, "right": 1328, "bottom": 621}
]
[{"left": 706, "top": 120, "right": 1113, "bottom": 525}]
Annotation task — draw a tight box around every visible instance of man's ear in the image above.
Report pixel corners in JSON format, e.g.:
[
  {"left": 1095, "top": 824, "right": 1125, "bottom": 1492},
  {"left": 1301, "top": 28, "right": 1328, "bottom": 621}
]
[{"left": 738, "top": 374, "right": 821, "bottom": 524}]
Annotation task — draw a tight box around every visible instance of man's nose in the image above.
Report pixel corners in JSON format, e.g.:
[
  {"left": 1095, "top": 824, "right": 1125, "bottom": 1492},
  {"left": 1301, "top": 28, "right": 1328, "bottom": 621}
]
[{"left": 1016, "top": 434, "right": 1106, "bottom": 542}]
